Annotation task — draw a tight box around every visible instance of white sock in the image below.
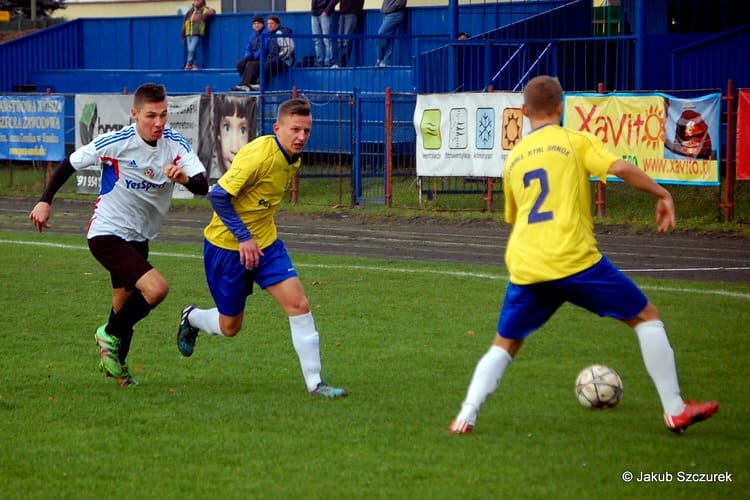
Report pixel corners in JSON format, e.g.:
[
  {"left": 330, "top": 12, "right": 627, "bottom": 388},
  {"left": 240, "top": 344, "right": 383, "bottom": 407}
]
[
  {"left": 634, "top": 320, "right": 684, "bottom": 415},
  {"left": 289, "top": 312, "right": 322, "bottom": 392},
  {"left": 188, "top": 307, "right": 224, "bottom": 336},
  {"left": 456, "top": 345, "right": 513, "bottom": 425}
]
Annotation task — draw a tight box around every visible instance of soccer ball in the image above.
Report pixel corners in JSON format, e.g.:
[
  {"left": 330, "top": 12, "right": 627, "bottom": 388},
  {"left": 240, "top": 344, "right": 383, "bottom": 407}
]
[{"left": 575, "top": 364, "right": 623, "bottom": 409}]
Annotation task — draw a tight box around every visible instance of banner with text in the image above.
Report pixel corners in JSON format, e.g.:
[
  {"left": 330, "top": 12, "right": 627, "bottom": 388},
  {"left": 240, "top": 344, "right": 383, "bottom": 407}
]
[
  {"left": 564, "top": 92, "right": 720, "bottom": 186},
  {"left": 74, "top": 93, "right": 258, "bottom": 196},
  {"left": 0, "top": 95, "right": 65, "bottom": 161},
  {"left": 737, "top": 89, "right": 750, "bottom": 181},
  {"left": 74, "top": 94, "right": 202, "bottom": 198},
  {"left": 413, "top": 92, "right": 529, "bottom": 177}
]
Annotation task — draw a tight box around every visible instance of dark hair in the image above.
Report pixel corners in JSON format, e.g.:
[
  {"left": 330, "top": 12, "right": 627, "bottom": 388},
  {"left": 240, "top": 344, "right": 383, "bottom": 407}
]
[
  {"left": 277, "top": 98, "right": 311, "bottom": 121},
  {"left": 267, "top": 15, "right": 280, "bottom": 24},
  {"left": 133, "top": 83, "right": 166, "bottom": 108},
  {"left": 214, "top": 95, "right": 253, "bottom": 135}
]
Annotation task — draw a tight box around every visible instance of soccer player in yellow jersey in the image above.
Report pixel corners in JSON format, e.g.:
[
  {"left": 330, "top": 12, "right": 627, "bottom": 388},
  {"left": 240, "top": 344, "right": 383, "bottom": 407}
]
[
  {"left": 449, "top": 76, "right": 718, "bottom": 434},
  {"left": 177, "top": 98, "right": 347, "bottom": 398}
]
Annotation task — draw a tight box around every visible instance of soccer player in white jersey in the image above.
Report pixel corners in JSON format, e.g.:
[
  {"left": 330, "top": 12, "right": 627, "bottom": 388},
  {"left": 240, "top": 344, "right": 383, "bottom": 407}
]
[
  {"left": 448, "top": 75, "right": 718, "bottom": 435},
  {"left": 29, "top": 83, "right": 208, "bottom": 387},
  {"left": 175, "top": 98, "right": 347, "bottom": 399}
]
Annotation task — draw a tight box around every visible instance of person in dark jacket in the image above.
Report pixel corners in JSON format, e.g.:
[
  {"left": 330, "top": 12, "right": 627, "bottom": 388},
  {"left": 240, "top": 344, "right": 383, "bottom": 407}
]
[
  {"left": 233, "top": 15, "right": 269, "bottom": 91},
  {"left": 265, "top": 15, "right": 296, "bottom": 78},
  {"left": 376, "top": 0, "right": 406, "bottom": 66}
]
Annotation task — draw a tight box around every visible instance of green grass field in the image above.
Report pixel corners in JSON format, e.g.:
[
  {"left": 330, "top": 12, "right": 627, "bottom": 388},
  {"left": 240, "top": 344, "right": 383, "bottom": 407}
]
[{"left": 0, "top": 231, "right": 747, "bottom": 499}]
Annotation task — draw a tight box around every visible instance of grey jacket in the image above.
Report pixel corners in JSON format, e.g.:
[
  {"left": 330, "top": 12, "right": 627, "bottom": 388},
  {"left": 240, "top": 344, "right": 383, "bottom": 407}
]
[{"left": 380, "top": 0, "right": 406, "bottom": 15}]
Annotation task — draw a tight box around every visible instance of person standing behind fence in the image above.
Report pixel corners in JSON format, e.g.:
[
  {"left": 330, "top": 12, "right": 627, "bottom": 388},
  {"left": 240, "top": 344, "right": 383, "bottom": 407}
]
[
  {"left": 334, "top": 0, "right": 364, "bottom": 67},
  {"left": 182, "top": 0, "right": 216, "bottom": 70},
  {"left": 311, "top": 0, "right": 337, "bottom": 67},
  {"left": 233, "top": 14, "right": 269, "bottom": 91},
  {"left": 376, "top": 0, "right": 406, "bottom": 67}
]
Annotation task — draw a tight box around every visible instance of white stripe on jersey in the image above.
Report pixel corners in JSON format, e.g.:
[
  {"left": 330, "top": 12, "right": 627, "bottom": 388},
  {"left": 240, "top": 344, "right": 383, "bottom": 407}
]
[{"left": 69, "top": 123, "right": 206, "bottom": 241}]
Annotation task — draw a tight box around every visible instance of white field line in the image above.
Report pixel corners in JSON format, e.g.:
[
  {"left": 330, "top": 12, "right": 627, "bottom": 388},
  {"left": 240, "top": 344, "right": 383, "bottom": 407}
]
[{"left": 3, "top": 238, "right": 750, "bottom": 301}]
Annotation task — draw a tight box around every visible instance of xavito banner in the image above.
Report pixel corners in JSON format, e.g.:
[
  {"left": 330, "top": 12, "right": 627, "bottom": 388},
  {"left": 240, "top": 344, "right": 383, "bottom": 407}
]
[{"left": 564, "top": 92, "right": 720, "bottom": 186}]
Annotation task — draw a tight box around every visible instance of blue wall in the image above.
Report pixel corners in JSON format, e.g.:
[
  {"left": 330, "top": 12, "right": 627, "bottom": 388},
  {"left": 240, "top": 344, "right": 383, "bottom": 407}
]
[{"left": 0, "top": 1, "right": 746, "bottom": 95}]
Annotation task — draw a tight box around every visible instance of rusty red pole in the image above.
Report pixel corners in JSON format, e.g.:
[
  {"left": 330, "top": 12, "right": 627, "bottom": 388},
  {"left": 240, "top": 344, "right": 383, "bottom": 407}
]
[
  {"left": 595, "top": 82, "right": 606, "bottom": 217},
  {"left": 721, "top": 79, "right": 735, "bottom": 222}
]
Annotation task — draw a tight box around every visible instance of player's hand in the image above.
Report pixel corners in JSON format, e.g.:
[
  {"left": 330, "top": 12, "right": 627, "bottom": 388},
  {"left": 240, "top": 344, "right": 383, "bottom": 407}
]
[
  {"left": 238, "top": 239, "right": 264, "bottom": 270},
  {"left": 29, "top": 202, "right": 52, "bottom": 232},
  {"left": 164, "top": 163, "right": 189, "bottom": 184},
  {"left": 655, "top": 196, "right": 676, "bottom": 233}
]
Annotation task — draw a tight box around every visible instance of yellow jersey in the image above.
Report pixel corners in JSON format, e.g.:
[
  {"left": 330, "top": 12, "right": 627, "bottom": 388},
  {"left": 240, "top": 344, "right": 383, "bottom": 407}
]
[
  {"left": 503, "top": 124, "right": 618, "bottom": 284},
  {"left": 203, "top": 135, "right": 301, "bottom": 250}
]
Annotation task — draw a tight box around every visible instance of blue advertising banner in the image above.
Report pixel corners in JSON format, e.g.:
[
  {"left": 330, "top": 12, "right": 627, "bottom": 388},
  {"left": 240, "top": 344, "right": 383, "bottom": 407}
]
[{"left": 0, "top": 95, "right": 65, "bottom": 161}]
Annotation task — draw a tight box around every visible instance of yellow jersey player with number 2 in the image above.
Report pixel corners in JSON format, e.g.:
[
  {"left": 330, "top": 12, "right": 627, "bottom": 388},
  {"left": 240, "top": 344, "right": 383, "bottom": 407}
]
[{"left": 449, "top": 75, "right": 718, "bottom": 435}]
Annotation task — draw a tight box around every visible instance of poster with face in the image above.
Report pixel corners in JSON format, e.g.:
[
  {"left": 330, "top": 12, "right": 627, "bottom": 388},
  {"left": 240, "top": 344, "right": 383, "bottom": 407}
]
[{"left": 200, "top": 94, "right": 258, "bottom": 183}]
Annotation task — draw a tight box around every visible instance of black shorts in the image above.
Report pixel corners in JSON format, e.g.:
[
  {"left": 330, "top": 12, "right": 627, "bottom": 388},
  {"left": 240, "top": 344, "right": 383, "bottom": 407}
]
[{"left": 88, "top": 235, "right": 153, "bottom": 290}]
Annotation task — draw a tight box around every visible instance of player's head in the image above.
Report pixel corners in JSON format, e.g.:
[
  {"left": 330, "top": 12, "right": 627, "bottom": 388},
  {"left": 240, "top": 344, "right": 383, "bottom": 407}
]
[
  {"left": 215, "top": 95, "right": 253, "bottom": 171},
  {"left": 273, "top": 98, "right": 312, "bottom": 157},
  {"left": 132, "top": 83, "right": 168, "bottom": 142},
  {"left": 522, "top": 75, "right": 563, "bottom": 120}
]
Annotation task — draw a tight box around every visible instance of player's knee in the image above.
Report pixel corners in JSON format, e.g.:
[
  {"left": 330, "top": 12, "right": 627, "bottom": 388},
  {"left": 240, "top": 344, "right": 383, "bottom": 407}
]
[
  {"left": 637, "top": 302, "right": 661, "bottom": 321},
  {"left": 288, "top": 297, "right": 310, "bottom": 316},
  {"left": 143, "top": 283, "right": 169, "bottom": 306},
  {"left": 219, "top": 317, "right": 243, "bottom": 336}
]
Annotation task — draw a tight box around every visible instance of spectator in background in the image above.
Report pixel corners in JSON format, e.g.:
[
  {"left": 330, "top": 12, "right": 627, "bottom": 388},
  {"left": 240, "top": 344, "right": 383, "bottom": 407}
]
[
  {"left": 457, "top": 32, "right": 470, "bottom": 40},
  {"left": 376, "top": 0, "right": 407, "bottom": 67},
  {"left": 264, "top": 15, "right": 296, "bottom": 81},
  {"left": 233, "top": 14, "right": 269, "bottom": 91},
  {"left": 311, "top": 0, "right": 337, "bottom": 67},
  {"left": 335, "top": 0, "right": 364, "bottom": 67},
  {"left": 181, "top": 0, "right": 216, "bottom": 70}
]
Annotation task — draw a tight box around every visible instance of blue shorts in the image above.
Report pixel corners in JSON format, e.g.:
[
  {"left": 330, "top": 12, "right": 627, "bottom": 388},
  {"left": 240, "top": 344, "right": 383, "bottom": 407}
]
[
  {"left": 203, "top": 238, "right": 298, "bottom": 317},
  {"left": 496, "top": 256, "right": 648, "bottom": 340}
]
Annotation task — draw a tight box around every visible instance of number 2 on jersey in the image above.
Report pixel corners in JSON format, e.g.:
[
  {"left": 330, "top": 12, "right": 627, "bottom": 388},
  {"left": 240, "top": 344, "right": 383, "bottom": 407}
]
[{"left": 523, "top": 168, "right": 553, "bottom": 224}]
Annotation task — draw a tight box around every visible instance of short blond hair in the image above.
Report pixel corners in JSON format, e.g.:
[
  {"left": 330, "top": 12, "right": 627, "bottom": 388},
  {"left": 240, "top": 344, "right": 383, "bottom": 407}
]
[{"left": 523, "top": 76, "right": 563, "bottom": 117}]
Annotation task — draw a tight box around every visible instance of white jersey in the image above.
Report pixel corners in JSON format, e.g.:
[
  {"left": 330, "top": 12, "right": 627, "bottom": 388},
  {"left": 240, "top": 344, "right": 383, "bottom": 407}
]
[{"left": 69, "top": 123, "right": 205, "bottom": 241}]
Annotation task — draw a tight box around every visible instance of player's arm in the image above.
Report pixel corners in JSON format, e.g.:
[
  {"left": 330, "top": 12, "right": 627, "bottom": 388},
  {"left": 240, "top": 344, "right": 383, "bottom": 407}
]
[
  {"left": 608, "top": 159, "right": 675, "bottom": 232},
  {"left": 163, "top": 163, "right": 209, "bottom": 195},
  {"left": 209, "top": 184, "right": 263, "bottom": 269},
  {"left": 28, "top": 157, "right": 76, "bottom": 232},
  {"left": 184, "top": 173, "right": 209, "bottom": 195}
]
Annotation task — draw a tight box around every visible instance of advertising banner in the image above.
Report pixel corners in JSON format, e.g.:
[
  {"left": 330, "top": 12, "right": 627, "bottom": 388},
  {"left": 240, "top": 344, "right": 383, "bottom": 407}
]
[
  {"left": 413, "top": 92, "right": 529, "bottom": 177},
  {"left": 413, "top": 91, "right": 720, "bottom": 186},
  {"left": 737, "top": 89, "right": 750, "bottom": 181},
  {"left": 73, "top": 93, "right": 258, "bottom": 196},
  {"left": 0, "top": 95, "right": 65, "bottom": 161},
  {"left": 74, "top": 94, "right": 132, "bottom": 194},
  {"left": 564, "top": 92, "right": 721, "bottom": 186}
]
